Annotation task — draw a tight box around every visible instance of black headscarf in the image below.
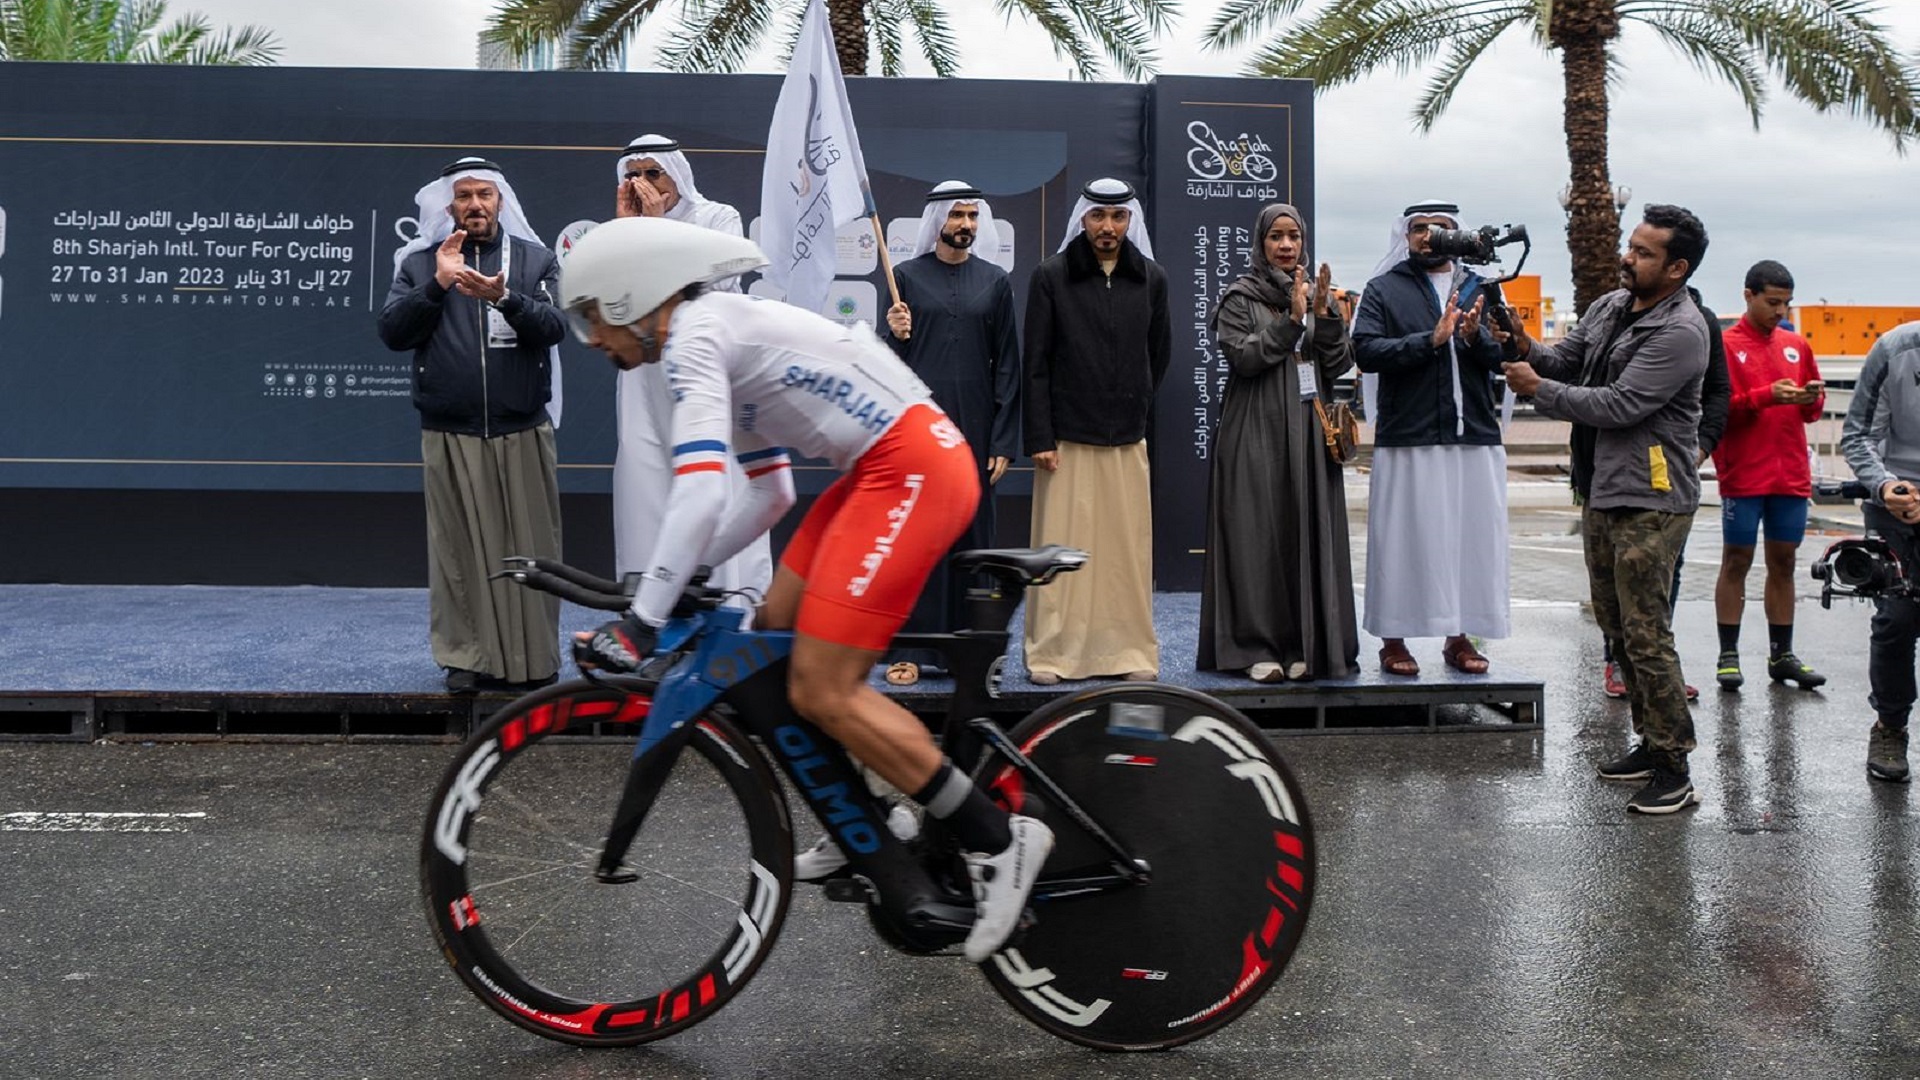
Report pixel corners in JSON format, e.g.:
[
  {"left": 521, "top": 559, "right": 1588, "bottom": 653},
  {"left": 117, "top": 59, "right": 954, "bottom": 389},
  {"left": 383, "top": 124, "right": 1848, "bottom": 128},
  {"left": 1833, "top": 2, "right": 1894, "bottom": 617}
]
[{"left": 1209, "top": 202, "right": 1305, "bottom": 338}]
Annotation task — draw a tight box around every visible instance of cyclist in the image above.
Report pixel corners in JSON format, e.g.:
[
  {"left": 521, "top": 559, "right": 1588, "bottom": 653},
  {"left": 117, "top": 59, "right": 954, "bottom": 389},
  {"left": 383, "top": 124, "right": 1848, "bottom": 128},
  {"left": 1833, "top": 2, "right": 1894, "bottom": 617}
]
[{"left": 558, "top": 216, "right": 1053, "bottom": 962}]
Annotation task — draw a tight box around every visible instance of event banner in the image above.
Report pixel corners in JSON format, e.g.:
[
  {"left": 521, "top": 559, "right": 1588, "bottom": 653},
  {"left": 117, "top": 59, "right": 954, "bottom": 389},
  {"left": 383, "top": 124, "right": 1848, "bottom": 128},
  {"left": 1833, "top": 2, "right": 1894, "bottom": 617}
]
[
  {"left": 0, "top": 63, "right": 1313, "bottom": 591},
  {"left": 1148, "top": 75, "right": 1316, "bottom": 590},
  {"left": 0, "top": 62, "right": 1142, "bottom": 496}
]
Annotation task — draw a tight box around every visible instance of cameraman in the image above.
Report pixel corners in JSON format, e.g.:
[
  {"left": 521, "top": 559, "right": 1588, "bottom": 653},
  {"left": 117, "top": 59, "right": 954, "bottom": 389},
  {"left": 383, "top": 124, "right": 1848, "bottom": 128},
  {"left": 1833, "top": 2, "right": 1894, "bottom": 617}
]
[
  {"left": 1838, "top": 319, "right": 1920, "bottom": 783},
  {"left": 1504, "top": 204, "right": 1710, "bottom": 815}
]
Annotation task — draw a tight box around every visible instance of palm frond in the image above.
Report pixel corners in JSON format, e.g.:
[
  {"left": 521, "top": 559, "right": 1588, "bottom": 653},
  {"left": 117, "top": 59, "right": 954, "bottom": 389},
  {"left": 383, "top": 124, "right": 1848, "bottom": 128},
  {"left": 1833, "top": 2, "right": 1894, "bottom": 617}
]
[
  {"left": 993, "top": 0, "right": 1103, "bottom": 79},
  {"left": 181, "top": 23, "right": 279, "bottom": 65},
  {"left": 483, "top": 0, "right": 591, "bottom": 62},
  {"left": 658, "top": 0, "right": 777, "bottom": 73},
  {"left": 1626, "top": 0, "right": 1920, "bottom": 149},
  {"left": 1240, "top": 0, "right": 1464, "bottom": 88},
  {"left": 1412, "top": 11, "right": 1527, "bottom": 130},
  {"left": 566, "top": 0, "right": 674, "bottom": 69},
  {"left": 898, "top": 0, "right": 959, "bottom": 77},
  {"left": 1202, "top": 0, "right": 1322, "bottom": 51},
  {"left": 1634, "top": 11, "right": 1766, "bottom": 125},
  {"left": 871, "top": 0, "right": 906, "bottom": 76}
]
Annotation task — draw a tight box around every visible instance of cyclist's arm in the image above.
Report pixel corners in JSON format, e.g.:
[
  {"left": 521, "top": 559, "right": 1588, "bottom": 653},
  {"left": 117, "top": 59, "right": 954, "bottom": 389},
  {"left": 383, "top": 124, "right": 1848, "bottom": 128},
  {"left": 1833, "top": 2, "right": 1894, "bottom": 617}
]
[
  {"left": 630, "top": 334, "right": 738, "bottom": 626},
  {"left": 699, "top": 438, "right": 795, "bottom": 571}
]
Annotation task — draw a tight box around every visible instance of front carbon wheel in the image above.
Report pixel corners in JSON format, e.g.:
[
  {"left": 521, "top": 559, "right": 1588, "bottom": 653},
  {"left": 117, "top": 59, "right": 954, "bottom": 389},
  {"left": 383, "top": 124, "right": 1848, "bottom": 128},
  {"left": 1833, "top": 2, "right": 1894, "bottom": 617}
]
[{"left": 421, "top": 680, "right": 793, "bottom": 1046}]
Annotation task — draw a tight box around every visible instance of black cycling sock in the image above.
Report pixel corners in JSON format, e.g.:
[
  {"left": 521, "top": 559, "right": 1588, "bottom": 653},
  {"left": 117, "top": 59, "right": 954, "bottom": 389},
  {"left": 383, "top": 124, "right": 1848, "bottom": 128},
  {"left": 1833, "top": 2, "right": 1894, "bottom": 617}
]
[
  {"left": 913, "top": 760, "right": 1012, "bottom": 853},
  {"left": 1768, "top": 623, "right": 1792, "bottom": 658},
  {"left": 1717, "top": 623, "right": 1741, "bottom": 654}
]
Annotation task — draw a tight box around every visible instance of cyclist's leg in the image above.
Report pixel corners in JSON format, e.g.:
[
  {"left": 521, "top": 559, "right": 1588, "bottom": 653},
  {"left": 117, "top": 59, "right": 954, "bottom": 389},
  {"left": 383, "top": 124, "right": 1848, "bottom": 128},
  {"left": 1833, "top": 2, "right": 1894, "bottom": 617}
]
[
  {"left": 789, "top": 633, "right": 941, "bottom": 787},
  {"left": 781, "top": 406, "right": 1051, "bottom": 956}
]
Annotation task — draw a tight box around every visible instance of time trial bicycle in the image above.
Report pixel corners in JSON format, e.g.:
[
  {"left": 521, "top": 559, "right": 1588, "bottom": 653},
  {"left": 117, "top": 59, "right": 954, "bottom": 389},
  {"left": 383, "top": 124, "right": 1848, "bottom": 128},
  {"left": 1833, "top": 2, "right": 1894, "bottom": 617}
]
[{"left": 421, "top": 546, "right": 1315, "bottom": 1051}]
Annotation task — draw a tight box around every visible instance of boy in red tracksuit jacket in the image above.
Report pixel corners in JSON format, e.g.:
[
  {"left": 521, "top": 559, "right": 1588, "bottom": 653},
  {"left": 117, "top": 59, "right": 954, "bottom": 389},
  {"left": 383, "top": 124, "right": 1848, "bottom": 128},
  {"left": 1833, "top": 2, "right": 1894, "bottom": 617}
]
[{"left": 1711, "top": 260, "right": 1826, "bottom": 691}]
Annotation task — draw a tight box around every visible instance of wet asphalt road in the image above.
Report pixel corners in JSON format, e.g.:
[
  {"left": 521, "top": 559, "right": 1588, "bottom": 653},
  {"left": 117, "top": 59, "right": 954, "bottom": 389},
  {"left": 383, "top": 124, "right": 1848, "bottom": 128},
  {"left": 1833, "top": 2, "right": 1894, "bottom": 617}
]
[{"left": 2, "top": 506, "right": 1916, "bottom": 1079}]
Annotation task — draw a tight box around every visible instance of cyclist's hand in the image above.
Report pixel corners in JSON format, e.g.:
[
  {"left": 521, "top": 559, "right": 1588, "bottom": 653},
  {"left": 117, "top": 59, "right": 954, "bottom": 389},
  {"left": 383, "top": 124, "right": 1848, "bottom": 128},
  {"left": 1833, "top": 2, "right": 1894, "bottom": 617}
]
[{"left": 573, "top": 614, "right": 657, "bottom": 673}]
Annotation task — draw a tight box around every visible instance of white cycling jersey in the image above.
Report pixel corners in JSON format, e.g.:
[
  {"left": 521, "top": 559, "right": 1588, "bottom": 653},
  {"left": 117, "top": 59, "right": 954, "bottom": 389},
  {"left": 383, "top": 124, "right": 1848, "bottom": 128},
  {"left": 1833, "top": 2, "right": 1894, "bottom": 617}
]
[{"left": 632, "top": 291, "right": 939, "bottom": 625}]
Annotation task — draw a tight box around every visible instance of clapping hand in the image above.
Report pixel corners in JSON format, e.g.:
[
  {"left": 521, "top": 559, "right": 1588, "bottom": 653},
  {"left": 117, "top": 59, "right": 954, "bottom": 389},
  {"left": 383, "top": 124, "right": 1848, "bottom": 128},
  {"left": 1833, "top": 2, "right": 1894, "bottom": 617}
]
[
  {"left": 1312, "top": 262, "right": 1335, "bottom": 316},
  {"left": 434, "top": 230, "right": 467, "bottom": 289}
]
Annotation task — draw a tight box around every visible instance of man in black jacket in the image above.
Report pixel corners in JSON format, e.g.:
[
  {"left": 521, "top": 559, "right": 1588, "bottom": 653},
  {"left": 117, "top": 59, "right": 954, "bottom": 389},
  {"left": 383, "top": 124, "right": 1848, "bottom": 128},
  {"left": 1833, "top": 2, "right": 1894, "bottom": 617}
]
[
  {"left": 378, "top": 158, "right": 567, "bottom": 694},
  {"left": 1021, "top": 178, "right": 1171, "bottom": 684}
]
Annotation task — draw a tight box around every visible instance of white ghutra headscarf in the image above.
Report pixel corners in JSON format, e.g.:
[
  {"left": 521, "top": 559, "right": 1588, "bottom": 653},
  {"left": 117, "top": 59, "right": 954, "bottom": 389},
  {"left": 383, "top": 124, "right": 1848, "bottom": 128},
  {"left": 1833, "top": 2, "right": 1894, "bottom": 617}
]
[
  {"left": 392, "top": 157, "right": 542, "bottom": 278},
  {"left": 1057, "top": 177, "right": 1154, "bottom": 261},
  {"left": 392, "top": 157, "right": 563, "bottom": 428},
  {"left": 912, "top": 180, "right": 1000, "bottom": 258},
  {"left": 616, "top": 134, "right": 713, "bottom": 224}
]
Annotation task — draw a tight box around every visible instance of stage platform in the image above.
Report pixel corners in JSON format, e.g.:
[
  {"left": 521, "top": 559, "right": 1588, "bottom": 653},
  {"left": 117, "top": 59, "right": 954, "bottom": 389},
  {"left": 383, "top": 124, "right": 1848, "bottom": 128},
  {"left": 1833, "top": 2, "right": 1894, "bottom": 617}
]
[{"left": 0, "top": 585, "right": 1542, "bottom": 741}]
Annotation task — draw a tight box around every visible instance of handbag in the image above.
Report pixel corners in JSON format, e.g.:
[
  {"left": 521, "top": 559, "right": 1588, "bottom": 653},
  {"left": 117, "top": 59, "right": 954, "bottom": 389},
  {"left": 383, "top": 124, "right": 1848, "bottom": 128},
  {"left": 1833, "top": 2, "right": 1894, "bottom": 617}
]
[{"left": 1313, "top": 397, "right": 1360, "bottom": 465}]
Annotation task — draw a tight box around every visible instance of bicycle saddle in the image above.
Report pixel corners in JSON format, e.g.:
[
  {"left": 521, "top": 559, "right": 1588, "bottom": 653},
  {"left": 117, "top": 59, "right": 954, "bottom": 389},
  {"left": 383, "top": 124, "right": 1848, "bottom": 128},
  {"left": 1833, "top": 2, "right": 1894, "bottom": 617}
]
[{"left": 951, "top": 545, "right": 1089, "bottom": 586}]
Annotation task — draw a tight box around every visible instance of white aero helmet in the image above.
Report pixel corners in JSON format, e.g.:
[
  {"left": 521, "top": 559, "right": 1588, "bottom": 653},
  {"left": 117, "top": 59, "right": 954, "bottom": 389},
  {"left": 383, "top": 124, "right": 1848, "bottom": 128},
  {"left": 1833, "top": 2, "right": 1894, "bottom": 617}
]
[{"left": 558, "top": 216, "right": 769, "bottom": 343}]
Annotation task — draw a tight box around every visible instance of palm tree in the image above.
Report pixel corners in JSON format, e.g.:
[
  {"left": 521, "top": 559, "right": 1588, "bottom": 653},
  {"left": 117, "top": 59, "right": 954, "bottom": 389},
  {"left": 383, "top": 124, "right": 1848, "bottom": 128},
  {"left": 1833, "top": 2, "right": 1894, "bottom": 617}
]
[
  {"left": 485, "top": 0, "right": 1173, "bottom": 80},
  {"left": 0, "top": 0, "right": 279, "bottom": 64},
  {"left": 1205, "top": 0, "right": 1920, "bottom": 314}
]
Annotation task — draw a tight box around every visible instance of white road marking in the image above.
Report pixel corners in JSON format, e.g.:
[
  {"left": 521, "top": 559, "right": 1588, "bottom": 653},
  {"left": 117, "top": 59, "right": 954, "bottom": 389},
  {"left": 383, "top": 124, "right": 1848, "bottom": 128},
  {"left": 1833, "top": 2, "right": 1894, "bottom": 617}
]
[{"left": 0, "top": 811, "right": 207, "bottom": 833}]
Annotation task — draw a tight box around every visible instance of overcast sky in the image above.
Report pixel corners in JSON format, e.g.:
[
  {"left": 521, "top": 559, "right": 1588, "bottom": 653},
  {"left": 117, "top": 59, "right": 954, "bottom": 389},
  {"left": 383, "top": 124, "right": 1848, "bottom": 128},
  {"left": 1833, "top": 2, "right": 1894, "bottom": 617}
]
[{"left": 179, "top": 0, "right": 1920, "bottom": 315}]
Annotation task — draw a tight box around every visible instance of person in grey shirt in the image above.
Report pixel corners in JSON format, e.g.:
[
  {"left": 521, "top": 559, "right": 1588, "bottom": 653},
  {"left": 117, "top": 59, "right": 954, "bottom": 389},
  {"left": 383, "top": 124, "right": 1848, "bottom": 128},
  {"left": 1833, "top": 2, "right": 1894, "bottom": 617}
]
[
  {"left": 1839, "top": 319, "right": 1920, "bottom": 783},
  {"left": 1504, "top": 204, "right": 1710, "bottom": 816}
]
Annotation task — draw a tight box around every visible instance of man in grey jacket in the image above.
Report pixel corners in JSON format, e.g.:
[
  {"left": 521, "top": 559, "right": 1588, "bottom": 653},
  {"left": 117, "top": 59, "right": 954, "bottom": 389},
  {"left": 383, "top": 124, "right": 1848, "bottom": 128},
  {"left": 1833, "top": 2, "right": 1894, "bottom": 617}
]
[
  {"left": 1504, "top": 204, "right": 1710, "bottom": 815},
  {"left": 1839, "top": 319, "right": 1920, "bottom": 783}
]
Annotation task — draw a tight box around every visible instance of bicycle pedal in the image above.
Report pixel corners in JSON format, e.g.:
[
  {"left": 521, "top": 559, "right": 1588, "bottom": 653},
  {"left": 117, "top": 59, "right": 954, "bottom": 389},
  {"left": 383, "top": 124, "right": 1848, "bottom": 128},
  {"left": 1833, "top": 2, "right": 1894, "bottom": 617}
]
[{"left": 822, "top": 876, "right": 876, "bottom": 904}]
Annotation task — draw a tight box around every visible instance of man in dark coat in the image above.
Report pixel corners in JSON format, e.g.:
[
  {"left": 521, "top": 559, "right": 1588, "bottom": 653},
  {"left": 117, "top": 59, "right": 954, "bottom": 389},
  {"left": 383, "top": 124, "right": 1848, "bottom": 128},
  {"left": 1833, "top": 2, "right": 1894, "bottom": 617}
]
[
  {"left": 878, "top": 181, "right": 1021, "bottom": 683},
  {"left": 378, "top": 158, "right": 566, "bottom": 694}
]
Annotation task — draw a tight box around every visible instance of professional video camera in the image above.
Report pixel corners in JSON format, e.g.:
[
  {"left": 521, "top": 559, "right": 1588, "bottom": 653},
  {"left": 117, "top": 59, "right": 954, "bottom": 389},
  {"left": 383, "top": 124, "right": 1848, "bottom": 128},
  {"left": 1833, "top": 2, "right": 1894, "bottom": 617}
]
[
  {"left": 1424, "top": 223, "right": 1531, "bottom": 268},
  {"left": 1423, "top": 223, "right": 1531, "bottom": 351},
  {"left": 1809, "top": 479, "right": 1916, "bottom": 607}
]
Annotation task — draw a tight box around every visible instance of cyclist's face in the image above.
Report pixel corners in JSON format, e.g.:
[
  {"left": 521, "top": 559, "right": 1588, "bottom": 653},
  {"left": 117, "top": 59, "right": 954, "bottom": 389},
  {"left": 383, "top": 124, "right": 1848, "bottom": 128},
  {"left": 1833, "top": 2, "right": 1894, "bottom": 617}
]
[
  {"left": 1082, "top": 206, "right": 1130, "bottom": 255},
  {"left": 576, "top": 306, "right": 656, "bottom": 370},
  {"left": 1264, "top": 218, "right": 1303, "bottom": 271}
]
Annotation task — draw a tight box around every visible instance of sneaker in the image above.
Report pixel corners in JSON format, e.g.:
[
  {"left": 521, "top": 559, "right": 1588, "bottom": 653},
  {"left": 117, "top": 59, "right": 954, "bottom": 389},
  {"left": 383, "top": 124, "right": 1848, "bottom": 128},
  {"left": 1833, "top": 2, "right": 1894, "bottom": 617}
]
[
  {"left": 1602, "top": 662, "right": 1627, "bottom": 699},
  {"left": 1767, "top": 652, "right": 1827, "bottom": 690},
  {"left": 793, "top": 803, "right": 920, "bottom": 883},
  {"left": 1868, "top": 723, "right": 1911, "bottom": 783},
  {"left": 1715, "top": 651, "right": 1743, "bottom": 691},
  {"left": 1684, "top": 683, "right": 1700, "bottom": 702},
  {"left": 1627, "top": 767, "right": 1700, "bottom": 815},
  {"left": 1597, "top": 742, "right": 1659, "bottom": 782},
  {"left": 962, "top": 815, "right": 1055, "bottom": 963}
]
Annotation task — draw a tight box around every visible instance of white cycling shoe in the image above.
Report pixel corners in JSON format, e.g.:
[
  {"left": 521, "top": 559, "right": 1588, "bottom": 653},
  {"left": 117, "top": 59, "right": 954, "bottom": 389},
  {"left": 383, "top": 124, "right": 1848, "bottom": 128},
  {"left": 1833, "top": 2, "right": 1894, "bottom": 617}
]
[
  {"left": 962, "top": 815, "right": 1055, "bottom": 963},
  {"left": 793, "top": 802, "right": 920, "bottom": 882}
]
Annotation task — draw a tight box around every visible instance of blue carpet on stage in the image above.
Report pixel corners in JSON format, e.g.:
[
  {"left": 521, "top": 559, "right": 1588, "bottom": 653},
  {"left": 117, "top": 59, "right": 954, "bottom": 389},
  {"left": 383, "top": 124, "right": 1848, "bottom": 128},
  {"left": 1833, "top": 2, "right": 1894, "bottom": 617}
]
[{"left": 0, "top": 584, "right": 1530, "bottom": 698}]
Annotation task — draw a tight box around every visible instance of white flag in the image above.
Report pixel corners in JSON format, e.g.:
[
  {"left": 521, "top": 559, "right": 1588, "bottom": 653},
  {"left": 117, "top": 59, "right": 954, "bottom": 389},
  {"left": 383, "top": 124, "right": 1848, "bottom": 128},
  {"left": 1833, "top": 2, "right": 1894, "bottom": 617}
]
[{"left": 758, "top": 0, "right": 873, "bottom": 316}]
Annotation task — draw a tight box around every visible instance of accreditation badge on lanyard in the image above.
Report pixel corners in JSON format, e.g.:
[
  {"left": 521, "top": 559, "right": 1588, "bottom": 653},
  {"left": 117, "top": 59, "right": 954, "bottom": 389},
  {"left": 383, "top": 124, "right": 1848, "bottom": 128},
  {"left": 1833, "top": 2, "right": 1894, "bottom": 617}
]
[
  {"left": 484, "top": 238, "right": 519, "bottom": 348},
  {"left": 1295, "top": 326, "right": 1318, "bottom": 401}
]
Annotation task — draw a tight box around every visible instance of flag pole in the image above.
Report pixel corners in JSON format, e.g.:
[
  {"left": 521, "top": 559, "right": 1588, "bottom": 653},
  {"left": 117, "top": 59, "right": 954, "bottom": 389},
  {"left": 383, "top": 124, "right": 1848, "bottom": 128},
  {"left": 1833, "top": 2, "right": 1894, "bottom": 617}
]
[{"left": 862, "top": 183, "right": 904, "bottom": 337}]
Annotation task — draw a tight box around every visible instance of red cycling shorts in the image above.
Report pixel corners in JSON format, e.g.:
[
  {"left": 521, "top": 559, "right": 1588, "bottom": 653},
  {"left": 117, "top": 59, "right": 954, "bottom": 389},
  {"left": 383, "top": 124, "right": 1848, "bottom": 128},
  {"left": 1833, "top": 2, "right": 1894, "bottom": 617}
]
[{"left": 780, "top": 403, "right": 981, "bottom": 651}]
